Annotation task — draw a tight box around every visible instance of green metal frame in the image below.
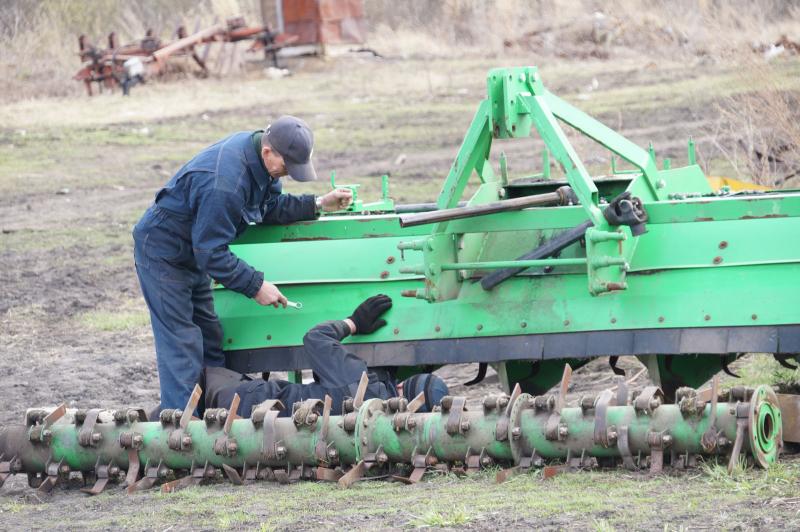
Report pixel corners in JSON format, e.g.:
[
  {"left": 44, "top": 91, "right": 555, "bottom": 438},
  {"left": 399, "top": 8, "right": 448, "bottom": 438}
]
[{"left": 214, "top": 66, "right": 800, "bottom": 394}]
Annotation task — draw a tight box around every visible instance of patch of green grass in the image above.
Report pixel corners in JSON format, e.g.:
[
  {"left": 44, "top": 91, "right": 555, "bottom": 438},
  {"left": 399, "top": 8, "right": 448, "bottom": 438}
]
[
  {"left": 410, "top": 506, "right": 472, "bottom": 528},
  {"left": 80, "top": 308, "right": 150, "bottom": 332},
  {"left": 0, "top": 501, "right": 27, "bottom": 514},
  {"left": 593, "top": 518, "right": 616, "bottom": 532},
  {"left": 217, "top": 509, "right": 254, "bottom": 529}
]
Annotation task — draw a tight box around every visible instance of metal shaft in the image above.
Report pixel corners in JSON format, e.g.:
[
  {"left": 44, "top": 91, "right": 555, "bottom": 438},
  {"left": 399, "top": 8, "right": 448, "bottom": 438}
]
[
  {"left": 398, "top": 187, "right": 573, "bottom": 228},
  {"left": 0, "top": 380, "right": 782, "bottom": 494}
]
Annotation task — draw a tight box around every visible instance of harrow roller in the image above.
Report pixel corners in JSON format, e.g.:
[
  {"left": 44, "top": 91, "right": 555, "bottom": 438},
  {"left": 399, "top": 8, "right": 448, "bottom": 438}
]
[{"left": 0, "top": 372, "right": 783, "bottom": 495}]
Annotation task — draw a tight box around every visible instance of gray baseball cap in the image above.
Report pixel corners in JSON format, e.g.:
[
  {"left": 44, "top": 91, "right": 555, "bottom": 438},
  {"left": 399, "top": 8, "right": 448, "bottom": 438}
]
[{"left": 265, "top": 115, "right": 317, "bottom": 182}]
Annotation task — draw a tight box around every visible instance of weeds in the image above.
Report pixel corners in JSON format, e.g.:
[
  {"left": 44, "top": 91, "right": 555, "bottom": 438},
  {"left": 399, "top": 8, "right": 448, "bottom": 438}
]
[{"left": 409, "top": 506, "right": 472, "bottom": 528}]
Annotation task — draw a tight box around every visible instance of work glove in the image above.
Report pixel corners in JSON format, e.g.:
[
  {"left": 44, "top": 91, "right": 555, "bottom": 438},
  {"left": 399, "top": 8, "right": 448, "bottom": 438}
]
[{"left": 348, "top": 294, "right": 392, "bottom": 335}]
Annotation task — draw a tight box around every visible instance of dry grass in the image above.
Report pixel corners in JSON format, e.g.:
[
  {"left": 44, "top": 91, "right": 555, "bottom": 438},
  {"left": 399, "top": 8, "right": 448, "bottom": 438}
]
[
  {"left": 3, "top": 0, "right": 800, "bottom": 103},
  {"left": 710, "top": 59, "right": 800, "bottom": 186}
]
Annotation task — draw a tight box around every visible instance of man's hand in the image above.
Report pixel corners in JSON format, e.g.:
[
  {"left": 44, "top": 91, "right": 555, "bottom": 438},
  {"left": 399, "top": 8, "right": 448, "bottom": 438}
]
[
  {"left": 347, "top": 294, "right": 392, "bottom": 335},
  {"left": 319, "top": 188, "right": 353, "bottom": 212},
  {"left": 254, "top": 281, "right": 288, "bottom": 308}
]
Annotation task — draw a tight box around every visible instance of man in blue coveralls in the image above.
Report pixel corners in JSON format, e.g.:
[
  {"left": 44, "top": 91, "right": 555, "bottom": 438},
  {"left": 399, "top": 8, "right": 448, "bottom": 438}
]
[{"left": 133, "top": 116, "right": 353, "bottom": 417}]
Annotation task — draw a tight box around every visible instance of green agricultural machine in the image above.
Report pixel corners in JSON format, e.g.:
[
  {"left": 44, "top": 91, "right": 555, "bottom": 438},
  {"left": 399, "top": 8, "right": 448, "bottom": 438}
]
[
  {"left": 219, "top": 65, "right": 800, "bottom": 400},
  {"left": 1, "top": 66, "right": 799, "bottom": 495}
]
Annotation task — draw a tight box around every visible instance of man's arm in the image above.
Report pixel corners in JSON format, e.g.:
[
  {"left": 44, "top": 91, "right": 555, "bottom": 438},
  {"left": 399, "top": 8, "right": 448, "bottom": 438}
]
[
  {"left": 261, "top": 180, "right": 317, "bottom": 225},
  {"left": 302, "top": 295, "right": 393, "bottom": 388},
  {"left": 302, "top": 320, "right": 368, "bottom": 389},
  {"left": 191, "top": 185, "right": 263, "bottom": 297}
]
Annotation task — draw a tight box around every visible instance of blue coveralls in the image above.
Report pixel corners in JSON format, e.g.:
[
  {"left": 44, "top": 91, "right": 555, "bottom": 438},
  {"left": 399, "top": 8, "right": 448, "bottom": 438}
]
[
  {"left": 204, "top": 320, "right": 399, "bottom": 417},
  {"left": 133, "top": 131, "right": 316, "bottom": 413}
]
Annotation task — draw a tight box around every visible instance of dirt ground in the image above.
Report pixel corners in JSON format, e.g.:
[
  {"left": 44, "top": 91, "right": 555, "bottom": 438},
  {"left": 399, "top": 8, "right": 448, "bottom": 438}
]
[{"left": 2, "top": 52, "right": 800, "bottom": 529}]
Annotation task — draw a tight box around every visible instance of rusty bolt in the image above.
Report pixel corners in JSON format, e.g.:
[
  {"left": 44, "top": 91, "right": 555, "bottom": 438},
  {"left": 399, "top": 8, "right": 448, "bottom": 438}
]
[
  {"left": 511, "top": 427, "right": 521, "bottom": 440},
  {"left": 658, "top": 316, "right": 665, "bottom": 323},
  {"left": 752, "top": 314, "right": 758, "bottom": 321},
  {"left": 386, "top": 256, "right": 395, "bottom": 264},
  {"left": 481, "top": 456, "right": 493, "bottom": 466},
  {"left": 133, "top": 434, "right": 144, "bottom": 446},
  {"left": 113, "top": 410, "right": 125, "bottom": 423},
  {"left": 713, "top": 256, "right": 723, "bottom": 265},
  {"left": 662, "top": 434, "right": 673, "bottom": 446},
  {"left": 377, "top": 452, "right": 389, "bottom": 464},
  {"left": 109, "top": 465, "right": 120, "bottom": 476},
  {"left": 380, "top": 270, "right": 390, "bottom": 279},
  {"left": 611, "top": 317, "right": 617, "bottom": 324},
  {"left": 649, "top": 397, "right": 662, "bottom": 411},
  {"left": 435, "top": 325, "right": 441, "bottom": 332},
  {"left": 328, "top": 448, "right": 338, "bottom": 459},
  {"left": 41, "top": 429, "right": 53, "bottom": 444},
  {"left": 558, "top": 425, "right": 569, "bottom": 439},
  {"left": 407, "top": 417, "right": 417, "bottom": 429},
  {"left": 460, "top": 420, "right": 471, "bottom": 432},
  {"left": 127, "top": 410, "right": 140, "bottom": 424},
  {"left": 426, "top": 456, "right": 439, "bottom": 466},
  {"left": 719, "top": 241, "right": 728, "bottom": 249},
  {"left": 307, "top": 413, "right": 318, "bottom": 425},
  {"left": 607, "top": 430, "right": 618, "bottom": 445},
  {"left": 476, "top": 324, "right": 483, "bottom": 331},
  {"left": 91, "top": 432, "right": 102, "bottom": 444},
  {"left": 228, "top": 441, "right": 238, "bottom": 454},
  {"left": 497, "top": 396, "right": 509, "bottom": 409},
  {"left": 60, "top": 464, "right": 70, "bottom": 475},
  {"left": 276, "top": 445, "right": 287, "bottom": 458},
  {"left": 361, "top": 436, "right": 369, "bottom": 445},
  {"left": 182, "top": 436, "right": 192, "bottom": 448},
  {"left": 704, "top": 314, "right": 711, "bottom": 321}
]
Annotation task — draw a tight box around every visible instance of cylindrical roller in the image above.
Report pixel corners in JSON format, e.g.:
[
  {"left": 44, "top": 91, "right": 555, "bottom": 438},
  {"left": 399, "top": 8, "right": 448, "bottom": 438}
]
[{"left": 0, "top": 384, "right": 782, "bottom": 494}]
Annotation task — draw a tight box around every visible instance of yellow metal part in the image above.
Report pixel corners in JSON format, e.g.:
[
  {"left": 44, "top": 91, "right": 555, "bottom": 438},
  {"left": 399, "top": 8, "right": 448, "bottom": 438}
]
[{"left": 707, "top": 176, "right": 772, "bottom": 192}]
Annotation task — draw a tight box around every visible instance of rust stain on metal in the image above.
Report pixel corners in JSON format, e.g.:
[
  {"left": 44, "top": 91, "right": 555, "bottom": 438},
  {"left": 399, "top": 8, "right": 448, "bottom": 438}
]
[{"left": 713, "top": 256, "right": 723, "bottom": 265}]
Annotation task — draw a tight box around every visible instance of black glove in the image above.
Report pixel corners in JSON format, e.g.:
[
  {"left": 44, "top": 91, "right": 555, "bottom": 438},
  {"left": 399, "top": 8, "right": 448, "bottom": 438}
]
[{"left": 348, "top": 294, "right": 392, "bottom": 335}]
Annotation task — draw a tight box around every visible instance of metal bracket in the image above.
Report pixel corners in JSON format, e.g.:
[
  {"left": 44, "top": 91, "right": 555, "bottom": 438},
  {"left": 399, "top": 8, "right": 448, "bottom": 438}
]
[
  {"left": 593, "top": 389, "right": 617, "bottom": 448},
  {"left": 28, "top": 403, "right": 66, "bottom": 444},
  {"left": 617, "top": 425, "right": 638, "bottom": 470},
  {"left": 77, "top": 409, "right": 103, "bottom": 447},
  {"left": 251, "top": 399, "right": 285, "bottom": 461},
  {"left": 314, "top": 395, "right": 333, "bottom": 464},
  {"left": 212, "top": 393, "right": 240, "bottom": 457},
  {"left": 545, "top": 365, "right": 571, "bottom": 441},
  {"left": 495, "top": 384, "right": 522, "bottom": 442},
  {"left": 701, "top": 375, "right": 720, "bottom": 452},
  {"left": 81, "top": 461, "right": 117, "bottom": 496},
  {"left": 646, "top": 430, "right": 673, "bottom": 474},
  {"left": 464, "top": 447, "right": 491, "bottom": 473},
  {"left": 442, "top": 396, "right": 469, "bottom": 435},
  {"left": 634, "top": 386, "right": 664, "bottom": 415},
  {"left": 392, "top": 391, "right": 425, "bottom": 432}
]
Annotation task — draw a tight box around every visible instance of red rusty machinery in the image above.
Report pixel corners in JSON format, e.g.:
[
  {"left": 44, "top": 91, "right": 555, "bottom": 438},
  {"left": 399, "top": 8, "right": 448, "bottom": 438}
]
[{"left": 74, "top": 16, "right": 298, "bottom": 96}]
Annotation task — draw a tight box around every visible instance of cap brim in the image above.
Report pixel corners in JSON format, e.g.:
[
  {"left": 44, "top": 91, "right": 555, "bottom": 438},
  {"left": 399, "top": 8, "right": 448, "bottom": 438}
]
[{"left": 286, "top": 159, "right": 317, "bottom": 182}]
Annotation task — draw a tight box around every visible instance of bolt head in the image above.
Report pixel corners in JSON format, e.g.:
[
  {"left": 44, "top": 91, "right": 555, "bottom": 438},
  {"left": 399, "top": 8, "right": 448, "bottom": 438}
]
[
  {"left": 558, "top": 425, "right": 569, "bottom": 438},
  {"left": 460, "top": 420, "right": 471, "bottom": 432},
  {"left": 649, "top": 397, "right": 661, "bottom": 410},
  {"left": 407, "top": 417, "right": 417, "bottom": 429},
  {"left": 181, "top": 436, "right": 192, "bottom": 447},
  {"left": 276, "top": 445, "right": 287, "bottom": 458},
  {"left": 511, "top": 427, "right": 521, "bottom": 440},
  {"left": 328, "top": 448, "right": 338, "bottom": 459},
  {"left": 133, "top": 434, "right": 144, "bottom": 445},
  {"left": 497, "top": 396, "right": 509, "bottom": 409},
  {"left": 307, "top": 413, "right": 318, "bottom": 425},
  {"left": 91, "top": 432, "right": 102, "bottom": 443},
  {"left": 361, "top": 436, "right": 369, "bottom": 445},
  {"left": 41, "top": 429, "right": 52, "bottom": 443}
]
